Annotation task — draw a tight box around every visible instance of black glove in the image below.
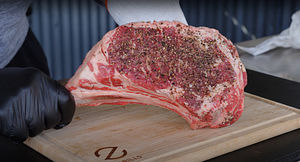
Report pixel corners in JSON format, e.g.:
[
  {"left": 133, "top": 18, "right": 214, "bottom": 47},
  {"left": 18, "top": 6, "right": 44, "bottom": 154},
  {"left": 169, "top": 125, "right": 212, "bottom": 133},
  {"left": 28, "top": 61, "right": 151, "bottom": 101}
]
[{"left": 0, "top": 67, "right": 75, "bottom": 143}]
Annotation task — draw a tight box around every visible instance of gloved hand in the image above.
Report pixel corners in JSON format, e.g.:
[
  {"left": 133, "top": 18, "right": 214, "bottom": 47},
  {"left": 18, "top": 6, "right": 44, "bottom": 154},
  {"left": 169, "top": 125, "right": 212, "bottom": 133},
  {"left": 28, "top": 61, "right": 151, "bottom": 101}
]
[{"left": 0, "top": 67, "right": 75, "bottom": 143}]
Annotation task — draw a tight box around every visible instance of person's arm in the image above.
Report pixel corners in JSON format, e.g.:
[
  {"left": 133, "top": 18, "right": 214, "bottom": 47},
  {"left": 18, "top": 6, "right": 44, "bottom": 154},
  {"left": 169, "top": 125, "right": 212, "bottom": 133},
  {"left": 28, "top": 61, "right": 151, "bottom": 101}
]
[{"left": 0, "top": 67, "right": 75, "bottom": 143}]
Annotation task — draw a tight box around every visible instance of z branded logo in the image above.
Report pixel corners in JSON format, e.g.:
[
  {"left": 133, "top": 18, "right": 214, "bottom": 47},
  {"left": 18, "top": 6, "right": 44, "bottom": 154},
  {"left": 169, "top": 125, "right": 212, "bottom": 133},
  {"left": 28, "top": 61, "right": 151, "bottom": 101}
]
[{"left": 94, "top": 147, "right": 127, "bottom": 160}]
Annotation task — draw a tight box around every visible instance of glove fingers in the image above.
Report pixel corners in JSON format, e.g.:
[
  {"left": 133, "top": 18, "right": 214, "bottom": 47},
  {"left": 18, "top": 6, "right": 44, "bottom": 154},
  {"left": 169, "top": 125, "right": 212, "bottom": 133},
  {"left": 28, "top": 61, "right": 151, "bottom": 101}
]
[
  {"left": 40, "top": 79, "right": 63, "bottom": 130},
  {"left": 9, "top": 118, "right": 29, "bottom": 144},
  {"left": 55, "top": 81, "right": 75, "bottom": 129},
  {"left": 44, "top": 108, "right": 61, "bottom": 130},
  {"left": 28, "top": 118, "right": 46, "bottom": 137},
  {"left": 39, "top": 77, "right": 75, "bottom": 130}
]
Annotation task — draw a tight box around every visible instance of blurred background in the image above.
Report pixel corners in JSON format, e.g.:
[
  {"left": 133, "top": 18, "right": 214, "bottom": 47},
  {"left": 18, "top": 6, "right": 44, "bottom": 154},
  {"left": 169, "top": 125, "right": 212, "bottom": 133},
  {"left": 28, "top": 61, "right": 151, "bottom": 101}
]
[{"left": 26, "top": 0, "right": 300, "bottom": 80}]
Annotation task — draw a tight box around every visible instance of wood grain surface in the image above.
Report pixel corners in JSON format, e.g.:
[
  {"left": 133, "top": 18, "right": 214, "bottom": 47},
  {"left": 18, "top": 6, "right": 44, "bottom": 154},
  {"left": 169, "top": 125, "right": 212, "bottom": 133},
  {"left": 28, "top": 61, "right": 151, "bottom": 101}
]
[{"left": 24, "top": 93, "right": 300, "bottom": 162}]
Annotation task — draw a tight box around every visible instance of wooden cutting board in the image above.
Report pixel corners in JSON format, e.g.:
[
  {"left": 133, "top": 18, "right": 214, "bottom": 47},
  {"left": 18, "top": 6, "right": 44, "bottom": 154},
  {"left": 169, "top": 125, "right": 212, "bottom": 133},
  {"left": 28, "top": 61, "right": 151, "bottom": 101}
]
[{"left": 24, "top": 93, "right": 300, "bottom": 162}]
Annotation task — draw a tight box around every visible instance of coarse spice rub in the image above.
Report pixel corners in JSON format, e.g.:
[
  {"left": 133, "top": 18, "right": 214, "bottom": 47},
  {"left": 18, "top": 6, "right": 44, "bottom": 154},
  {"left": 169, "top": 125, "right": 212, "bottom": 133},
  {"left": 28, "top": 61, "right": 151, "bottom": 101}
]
[{"left": 66, "top": 20, "right": 247, "bottom": 129}]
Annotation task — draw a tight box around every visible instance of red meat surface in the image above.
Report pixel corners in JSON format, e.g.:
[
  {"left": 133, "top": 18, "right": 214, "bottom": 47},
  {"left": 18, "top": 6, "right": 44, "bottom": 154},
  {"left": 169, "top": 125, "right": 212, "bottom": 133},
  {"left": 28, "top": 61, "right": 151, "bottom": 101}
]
[{"left": 66, "top": 20, "right": 247, "bottom": 129}]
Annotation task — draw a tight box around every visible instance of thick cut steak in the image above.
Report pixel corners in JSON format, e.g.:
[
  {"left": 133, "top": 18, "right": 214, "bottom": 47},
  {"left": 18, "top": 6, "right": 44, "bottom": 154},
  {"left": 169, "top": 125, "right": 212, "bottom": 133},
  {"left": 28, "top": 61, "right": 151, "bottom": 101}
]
[{"left": 66, "top": 21, "right": 247, "bottom": 129}]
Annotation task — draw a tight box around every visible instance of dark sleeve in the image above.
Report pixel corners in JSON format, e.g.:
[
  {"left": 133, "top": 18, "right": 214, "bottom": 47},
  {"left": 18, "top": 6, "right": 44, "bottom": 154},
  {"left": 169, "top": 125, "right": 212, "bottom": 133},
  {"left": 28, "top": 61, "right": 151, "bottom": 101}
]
[{"left": 5, "top": 28, "right": 50, "bottom": 76}]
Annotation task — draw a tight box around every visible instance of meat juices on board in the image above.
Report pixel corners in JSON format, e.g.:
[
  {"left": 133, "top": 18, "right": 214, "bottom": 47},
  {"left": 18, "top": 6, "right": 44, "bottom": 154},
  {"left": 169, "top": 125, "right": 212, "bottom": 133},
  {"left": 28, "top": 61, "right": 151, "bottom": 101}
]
[{"left": 66, "top": 20, "right": 247, "bottom": 129}]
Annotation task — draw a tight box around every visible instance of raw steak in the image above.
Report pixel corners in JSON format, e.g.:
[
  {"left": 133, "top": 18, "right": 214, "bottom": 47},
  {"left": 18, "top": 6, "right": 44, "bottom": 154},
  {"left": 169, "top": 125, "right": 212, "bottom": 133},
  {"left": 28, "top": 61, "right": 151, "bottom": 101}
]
[{"left": 66, "top": 21, "right": 247, "bottom": 129}]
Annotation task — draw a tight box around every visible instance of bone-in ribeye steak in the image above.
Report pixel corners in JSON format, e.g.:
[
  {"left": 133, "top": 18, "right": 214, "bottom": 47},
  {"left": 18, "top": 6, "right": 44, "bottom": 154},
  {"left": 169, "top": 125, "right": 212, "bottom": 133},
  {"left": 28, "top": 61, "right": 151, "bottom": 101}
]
[{"left": 66, "top": 21, "right": 247, "bottom": 129}]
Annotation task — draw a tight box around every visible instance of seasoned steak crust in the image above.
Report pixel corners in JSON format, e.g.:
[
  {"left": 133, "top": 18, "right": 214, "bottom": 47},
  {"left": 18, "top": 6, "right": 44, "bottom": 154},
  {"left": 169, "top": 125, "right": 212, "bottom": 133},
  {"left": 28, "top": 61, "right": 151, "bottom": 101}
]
[{"left": 66, "top": 20, "right": 247, "bottom": 129}]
